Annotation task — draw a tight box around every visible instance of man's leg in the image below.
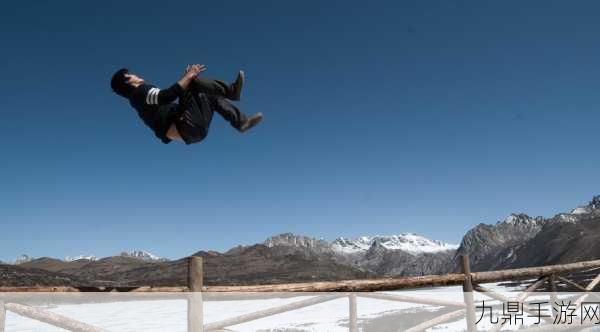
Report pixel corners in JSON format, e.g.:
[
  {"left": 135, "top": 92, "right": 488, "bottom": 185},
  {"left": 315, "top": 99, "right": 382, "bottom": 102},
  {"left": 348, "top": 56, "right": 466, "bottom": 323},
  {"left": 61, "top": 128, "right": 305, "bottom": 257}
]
[
  {"left": 208, "top": 96, "right": 263, "bottom": 133},
  {"left": 191, "top": 71, "right": 244, "bottom": 101},
  {"left": 175, "top": 90, "right": 215, "bottom": 144}
]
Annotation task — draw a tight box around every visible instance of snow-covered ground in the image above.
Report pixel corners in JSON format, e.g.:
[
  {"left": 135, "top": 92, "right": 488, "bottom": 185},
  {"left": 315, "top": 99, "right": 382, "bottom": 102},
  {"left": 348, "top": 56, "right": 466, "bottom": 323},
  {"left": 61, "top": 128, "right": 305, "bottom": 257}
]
[{"left": 3, "top": 282, "right": 598, "bottom": 331}]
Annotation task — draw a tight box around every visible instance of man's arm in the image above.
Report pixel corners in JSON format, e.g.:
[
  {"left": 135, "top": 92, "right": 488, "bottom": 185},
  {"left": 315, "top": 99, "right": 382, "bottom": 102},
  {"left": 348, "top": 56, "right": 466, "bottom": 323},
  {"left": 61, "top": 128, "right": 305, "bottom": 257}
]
[
  {"left": 145, "top": 64, "right": 206, "bottom": 105},
  {"left": 179, "top": 64, "right": 205, "bottom": 90}
]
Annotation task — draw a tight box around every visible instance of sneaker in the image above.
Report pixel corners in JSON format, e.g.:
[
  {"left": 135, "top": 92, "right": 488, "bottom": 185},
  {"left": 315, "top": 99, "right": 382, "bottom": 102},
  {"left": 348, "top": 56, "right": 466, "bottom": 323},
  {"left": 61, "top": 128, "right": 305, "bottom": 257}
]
[
  {"left": 239, "top": 112, "right": 263, "bottom": 133},
  {"left": 229, "top": 70, "right": 245, "bottom": 101}
]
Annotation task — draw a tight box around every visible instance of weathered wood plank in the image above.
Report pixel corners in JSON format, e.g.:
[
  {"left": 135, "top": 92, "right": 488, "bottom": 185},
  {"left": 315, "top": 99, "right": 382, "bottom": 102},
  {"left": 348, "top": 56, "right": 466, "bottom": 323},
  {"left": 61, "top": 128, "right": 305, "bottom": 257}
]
[
  {"left": 358, "top": 293, "right": 465, "bottom": 308},
  {"left": 5, "top": 302, "right": 106, "bottom": 332},
  {"left": 585, "top": 272, "right": 600, "bottom": 291},
  {"left": 0, "top": 301, "right": 5, "bottom": 332},
  {"left": 188, "top": 293, "right": 203, "bottom": 332},
  {"left": 461, "top": 255, "right": 476, "bottom": 332},
  {"left": 403, "top": 309, "right": 466, "bottom": 332},
  {"left": 188, "top": 256, "right": 204, "bottom": 332},
  {"left": 473, "top": 259, "right": 600, "bottom": 286},
  {"left": 521, "top": 276, "right": 548, "bottom": 299},
  {"left": 203, "top": 295, "right": 344, "bottom": 331},
  {"left": 204, "top": 259, "right": 600, "bottom": 292},
  {"left": 557, "top": 276, "right": 587, "bottom": 292},
  {"left": 203, "top": 275, "right": 467, "bottom": 292},
  {"left": 188, "top": 256, "right": 204, "bottom": 292},
  {"left": 349, "top": 294, "right": 358, "bottom": 332},
  {"left": 549, "top": 274, "right": 558, "bottom": 320}
]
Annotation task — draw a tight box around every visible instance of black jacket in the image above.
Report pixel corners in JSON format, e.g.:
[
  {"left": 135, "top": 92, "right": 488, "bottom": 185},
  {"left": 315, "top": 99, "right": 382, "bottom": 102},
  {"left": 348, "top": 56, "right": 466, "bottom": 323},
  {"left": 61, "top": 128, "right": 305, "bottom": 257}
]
[{"left": 129, "top": 83, "right": 185, "bottom": 143}]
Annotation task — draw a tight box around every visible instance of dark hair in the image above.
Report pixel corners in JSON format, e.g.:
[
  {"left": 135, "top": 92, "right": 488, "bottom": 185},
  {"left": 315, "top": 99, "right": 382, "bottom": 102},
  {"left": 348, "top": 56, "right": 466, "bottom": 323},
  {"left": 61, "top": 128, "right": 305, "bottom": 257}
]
[{"left": 110, "top": 68, "right": 134, "bottom": 99}]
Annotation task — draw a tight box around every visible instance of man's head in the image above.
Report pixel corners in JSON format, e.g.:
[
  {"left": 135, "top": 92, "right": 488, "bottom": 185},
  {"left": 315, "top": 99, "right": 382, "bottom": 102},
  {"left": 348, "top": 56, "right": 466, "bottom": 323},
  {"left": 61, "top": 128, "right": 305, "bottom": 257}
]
[{"left": 110, "top": 68, "right": 145, "bottom": 99}]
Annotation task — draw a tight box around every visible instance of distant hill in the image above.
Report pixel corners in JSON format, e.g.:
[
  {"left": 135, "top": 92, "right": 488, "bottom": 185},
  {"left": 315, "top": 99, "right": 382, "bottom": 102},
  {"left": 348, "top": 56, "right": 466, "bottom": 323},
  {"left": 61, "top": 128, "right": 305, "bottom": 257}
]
[{"left": 0, "top": 263, "right": 84, "bottom": 287}]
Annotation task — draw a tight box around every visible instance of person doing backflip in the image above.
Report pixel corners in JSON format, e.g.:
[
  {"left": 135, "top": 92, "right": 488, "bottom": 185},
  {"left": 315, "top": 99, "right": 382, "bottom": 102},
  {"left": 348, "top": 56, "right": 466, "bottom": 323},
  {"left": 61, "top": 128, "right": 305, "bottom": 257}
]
[{"left": 110, "top": 64, "right": 263, "bottom": 144}]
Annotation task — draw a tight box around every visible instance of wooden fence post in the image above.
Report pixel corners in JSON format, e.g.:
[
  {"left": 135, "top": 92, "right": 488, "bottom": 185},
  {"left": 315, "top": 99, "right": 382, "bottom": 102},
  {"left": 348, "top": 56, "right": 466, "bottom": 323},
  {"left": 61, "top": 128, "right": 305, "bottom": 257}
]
[
  {"left": 187, "top": 256, "right": 204, "bottom": 332},
  {"left": 0, "top": 301, "right": 5, "bottom": 332},
  {"left": 461, "top": 255, "right": 477, "bottom": 332},
  {"left": 188, "top": 256, "right": 204, "bottom": 292},
  {"left": 349, "top": 293, "right": 358, "bottom": 332},
  {"left": 549, "top": 274, "right": 557, "bottom": 319}
]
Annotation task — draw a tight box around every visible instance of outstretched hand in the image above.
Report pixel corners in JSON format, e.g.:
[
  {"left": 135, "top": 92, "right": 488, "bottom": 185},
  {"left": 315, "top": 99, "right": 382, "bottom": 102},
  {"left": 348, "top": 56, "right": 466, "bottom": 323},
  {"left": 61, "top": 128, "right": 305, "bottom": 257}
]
[
  {"left": 185, "top": 64, "right": 206, "bottom": 77},
  {"left": 178, "top": 64, "right": 207, "bottom": 91}
]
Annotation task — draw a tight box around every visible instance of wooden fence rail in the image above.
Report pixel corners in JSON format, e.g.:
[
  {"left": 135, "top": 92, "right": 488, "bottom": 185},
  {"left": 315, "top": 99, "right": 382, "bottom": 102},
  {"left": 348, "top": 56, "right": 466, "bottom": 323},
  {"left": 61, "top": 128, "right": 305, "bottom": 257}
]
[
  {"left": 2, "top": 255, "right": 600, "bottom": 332},
  {"left": 202, "top": 258, "right": 600, "bottom": 293},
  {"left": 3, "top": 302, "right": 106, "bottom": 332},
  {"left": 204, "top": 294, "right": 344, "bottom": 331}
]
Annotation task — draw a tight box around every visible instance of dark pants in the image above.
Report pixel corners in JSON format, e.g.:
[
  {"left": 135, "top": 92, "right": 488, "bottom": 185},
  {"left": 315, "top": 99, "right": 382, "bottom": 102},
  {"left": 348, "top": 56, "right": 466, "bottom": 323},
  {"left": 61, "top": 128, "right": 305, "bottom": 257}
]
[
  {"left": 175, "top": 80, "right": 247, "bottom": 144},
  {"left": 192, "top": 76, "right": 236, "bottom": 99}
]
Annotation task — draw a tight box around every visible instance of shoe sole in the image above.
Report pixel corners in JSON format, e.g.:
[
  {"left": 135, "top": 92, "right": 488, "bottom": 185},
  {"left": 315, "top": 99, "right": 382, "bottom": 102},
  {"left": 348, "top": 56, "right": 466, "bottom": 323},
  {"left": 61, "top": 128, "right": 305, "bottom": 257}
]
[
  {"left": 240, "top": 113, "right": 263, "bottom": 133},
  {"left": 231, "top": 70, "right": 244, "bottom": 101}
]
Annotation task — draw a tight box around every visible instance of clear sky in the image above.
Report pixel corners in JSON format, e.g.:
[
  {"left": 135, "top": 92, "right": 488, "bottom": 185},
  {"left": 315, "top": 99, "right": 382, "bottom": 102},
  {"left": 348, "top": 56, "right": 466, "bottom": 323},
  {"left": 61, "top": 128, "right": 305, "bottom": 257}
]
[{"left": 1, "top": 0, "right": 599, "bottom": 262}]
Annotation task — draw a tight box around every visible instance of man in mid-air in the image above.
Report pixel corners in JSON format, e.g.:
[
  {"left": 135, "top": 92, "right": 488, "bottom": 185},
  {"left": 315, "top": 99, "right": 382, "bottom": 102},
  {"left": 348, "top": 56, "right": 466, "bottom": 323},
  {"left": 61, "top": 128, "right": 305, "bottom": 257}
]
[{"left": 110, "top": 64, "right": 263, "bottom": 144}]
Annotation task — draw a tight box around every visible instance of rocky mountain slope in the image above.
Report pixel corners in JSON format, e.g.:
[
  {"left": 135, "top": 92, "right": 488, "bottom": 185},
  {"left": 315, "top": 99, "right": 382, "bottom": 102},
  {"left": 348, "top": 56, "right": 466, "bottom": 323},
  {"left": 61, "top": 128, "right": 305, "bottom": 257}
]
[
  {"left": 262, "top": 233, "right": 458, "bottom": 276},
  {"left": 455, "top": 195, "right": 600, "bottom": 272}
]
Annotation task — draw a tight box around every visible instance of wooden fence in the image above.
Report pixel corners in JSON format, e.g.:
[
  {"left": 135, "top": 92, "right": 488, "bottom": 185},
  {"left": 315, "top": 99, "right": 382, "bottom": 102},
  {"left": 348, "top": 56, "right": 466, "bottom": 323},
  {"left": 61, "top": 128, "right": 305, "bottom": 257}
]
[{"left": 2, "top": 255, "right": 600, "bottom": 332}]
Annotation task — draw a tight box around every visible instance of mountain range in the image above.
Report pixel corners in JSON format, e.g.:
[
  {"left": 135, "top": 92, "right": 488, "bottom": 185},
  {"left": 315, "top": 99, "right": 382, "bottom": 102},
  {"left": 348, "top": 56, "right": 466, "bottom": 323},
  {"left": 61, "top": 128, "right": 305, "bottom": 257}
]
[
  {"left": 2, "top": 195, "right": 599, "bottom": 287},
  {"left": 10, "top": 250, "right": 165, "bottom": 265}
]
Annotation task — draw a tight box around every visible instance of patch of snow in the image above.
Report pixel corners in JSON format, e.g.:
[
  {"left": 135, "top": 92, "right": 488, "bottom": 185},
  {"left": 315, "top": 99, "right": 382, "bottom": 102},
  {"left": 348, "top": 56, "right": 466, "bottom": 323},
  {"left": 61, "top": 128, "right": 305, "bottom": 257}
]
[
  {"left": 333, "top": 233, "right": 458, "bottom": 255},
  {"left": 332, "top": 237, "right": 372, "bottom": 253},
  {"left": 556, "top": 213, "right": 578, "bottom": 223},
  {"left": 503, "top": 215, "right": 518, "bottom": 224},
  {"left": 571, "top": 207, "right": 591, "bottom": 215},
  {"left": 501, "top": 214, "right": 540, "bottom": 225},
  {"left": 64, "top": 255, "right": 97, "bottom": 262},
  {"left": 14, "top": 254, "right": 33, "bottom": 265},
  {"left": 120, "top": 250, "right": 165, "bottom": 262},
  {"left": 264, "top": 234, "right": 325, "bottom": 249}
]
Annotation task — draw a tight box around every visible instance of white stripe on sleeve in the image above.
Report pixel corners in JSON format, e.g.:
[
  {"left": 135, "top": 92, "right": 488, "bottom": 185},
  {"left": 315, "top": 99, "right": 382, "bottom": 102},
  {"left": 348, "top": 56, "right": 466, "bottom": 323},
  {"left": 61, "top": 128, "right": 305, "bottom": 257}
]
[
  {"left": 146, "top": 88, "right": 161, "bottom": 105},
  {"left": 154, "top": 88, "right": 160, "bottom": 104}
]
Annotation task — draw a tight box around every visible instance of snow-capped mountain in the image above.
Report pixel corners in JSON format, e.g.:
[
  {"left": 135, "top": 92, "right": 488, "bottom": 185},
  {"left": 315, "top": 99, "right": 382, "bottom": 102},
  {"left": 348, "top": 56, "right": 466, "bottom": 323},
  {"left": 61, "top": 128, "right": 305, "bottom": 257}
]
[
  {"left": 264, "top": 233, "right": 458, "bottom": 255},
  {"left": 264, "top": 234, "right": 329, "bottom": 250},
  {"left": 262, "top": 232, "right": 459, "bottom": 276},
  {"left": 332, "top": 234, "right": 458, "bottom": 254},
  {"left": 64, "top": 255, "right": 97, "bottom": 262},
  {"left": 570, "top": 196, "right": 600, "bottom": 216},
  {"left": 499, "top": 213, "right": 544, "bottom": 225},
  {"left": 457, "top": 195, "right": 600, "bottom": 272},
  {"left": 119, "top": 250, "right": 166, "bottom": 262},
  {"left": 14, "top": 254, "right": 33, "bottom": 265}
]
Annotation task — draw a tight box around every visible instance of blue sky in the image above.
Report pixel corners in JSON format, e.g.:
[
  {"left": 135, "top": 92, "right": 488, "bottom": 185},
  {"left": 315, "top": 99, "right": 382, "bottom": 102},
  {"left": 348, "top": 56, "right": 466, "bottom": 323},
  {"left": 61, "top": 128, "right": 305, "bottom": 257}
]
[{"left": 1, "top": 0, "right": 599, "bottom": 261}]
